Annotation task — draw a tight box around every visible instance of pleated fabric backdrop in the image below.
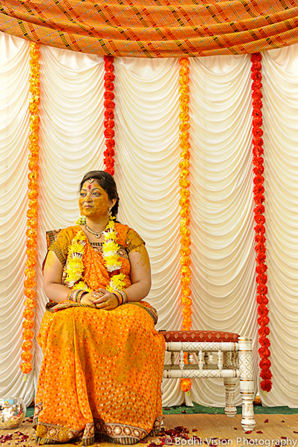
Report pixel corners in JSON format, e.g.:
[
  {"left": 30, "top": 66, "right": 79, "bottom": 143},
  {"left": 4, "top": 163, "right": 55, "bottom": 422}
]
[{"left": 0, "top": 31, "right": 298, "bottom": 408}]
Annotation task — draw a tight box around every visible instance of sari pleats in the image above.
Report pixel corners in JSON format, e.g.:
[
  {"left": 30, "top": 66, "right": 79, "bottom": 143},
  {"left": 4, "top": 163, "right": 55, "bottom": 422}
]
[{"left": 34, "top": 304, "right": 165, "bottom": 445}]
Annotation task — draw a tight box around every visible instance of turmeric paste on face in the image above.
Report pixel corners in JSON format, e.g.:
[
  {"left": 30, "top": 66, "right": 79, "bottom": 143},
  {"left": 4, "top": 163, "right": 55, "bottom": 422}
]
[{"left": 79, "top": 182, "right": 110, "bottom": 220}]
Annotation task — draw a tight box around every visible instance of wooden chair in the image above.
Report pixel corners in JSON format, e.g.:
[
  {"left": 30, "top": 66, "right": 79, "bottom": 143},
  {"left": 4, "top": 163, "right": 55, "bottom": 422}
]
[{"left": 160, "top": 330, "right": 256, "bottom": 432}]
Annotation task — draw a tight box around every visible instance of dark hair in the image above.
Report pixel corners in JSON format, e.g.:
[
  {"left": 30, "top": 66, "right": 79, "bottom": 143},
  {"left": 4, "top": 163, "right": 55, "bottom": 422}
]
[{"left": 80, "top": 170, "right": 119, "bottom": 217}]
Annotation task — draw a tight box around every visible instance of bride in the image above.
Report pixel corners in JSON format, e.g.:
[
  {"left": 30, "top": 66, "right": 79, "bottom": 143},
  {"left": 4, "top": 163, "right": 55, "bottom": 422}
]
[{"left": 34, "top": 170, "right": 165, "bottom": 446}]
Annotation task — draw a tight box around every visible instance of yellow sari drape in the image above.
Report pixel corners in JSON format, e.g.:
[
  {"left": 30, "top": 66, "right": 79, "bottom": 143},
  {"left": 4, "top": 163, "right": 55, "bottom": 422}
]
[{"left": 34, "top": 225, "right": 165, "bottom": 446}]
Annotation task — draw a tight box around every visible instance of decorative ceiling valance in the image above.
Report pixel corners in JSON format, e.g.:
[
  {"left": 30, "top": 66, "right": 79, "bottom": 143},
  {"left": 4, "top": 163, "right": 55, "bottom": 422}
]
[{"left": 1, "top": 0, "right": 298, "bottom": 58}]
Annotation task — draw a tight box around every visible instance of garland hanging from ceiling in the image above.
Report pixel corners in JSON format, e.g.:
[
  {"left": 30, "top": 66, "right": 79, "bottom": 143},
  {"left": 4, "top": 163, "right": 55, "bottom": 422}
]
[
  {"left": 251, "top": 52, "right": 272, "bottom": 393},
  {"left": 103, "top": 56, "right": 116, "bottom": 176},
  {"left": 21, "top": 43, "right": 41, "bottom": 375},
  {"left": 179, "top": 58, "right": 192, "bottom": 394}
]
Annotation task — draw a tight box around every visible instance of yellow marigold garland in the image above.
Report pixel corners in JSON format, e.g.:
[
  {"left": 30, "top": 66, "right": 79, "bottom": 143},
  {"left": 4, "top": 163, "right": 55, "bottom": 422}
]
[
  {"left": 66, "top": 217, "right": 125, "bottom": 293},
  {"left": 103, "top": 217, "right": 126, "bottom": 292},
  {"left": 179, "top": 58, "right": 192, "bottom": 394},
  {"left": 20, "top": 43, "right": 41, "bottom": 376},
  {"left": 66, "top": 231, "right": 88, "bottom": 287}
]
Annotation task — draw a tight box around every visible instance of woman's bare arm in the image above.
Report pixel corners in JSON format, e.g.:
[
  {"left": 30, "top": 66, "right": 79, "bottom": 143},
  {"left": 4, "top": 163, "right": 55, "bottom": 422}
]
[
  {"left": 43, "top": 251, "right": 71, "bottom": 303},
  {"left": 124, "top": 244, "right": 151, "bottom": 302}
]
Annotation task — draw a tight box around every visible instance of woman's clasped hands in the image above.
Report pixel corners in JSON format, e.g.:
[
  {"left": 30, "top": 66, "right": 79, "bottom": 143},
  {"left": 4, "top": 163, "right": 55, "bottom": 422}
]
[{"left": 80, "top": 289, "right": 118, "bottom": 310}]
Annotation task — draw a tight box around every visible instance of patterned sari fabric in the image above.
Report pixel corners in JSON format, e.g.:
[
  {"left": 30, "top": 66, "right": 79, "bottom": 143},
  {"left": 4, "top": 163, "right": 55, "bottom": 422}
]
[
  {"left": 34, "top": 224, "right": 165, "bottom": 446},
  {"left": 1, "top": 0, "right": 298, "bottom": 57}
]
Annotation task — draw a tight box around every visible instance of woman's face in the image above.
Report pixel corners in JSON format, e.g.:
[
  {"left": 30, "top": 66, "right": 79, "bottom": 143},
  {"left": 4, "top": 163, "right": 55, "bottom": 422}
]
[{"left": 79, "top": 180, "right": 111, "bottom": 220}]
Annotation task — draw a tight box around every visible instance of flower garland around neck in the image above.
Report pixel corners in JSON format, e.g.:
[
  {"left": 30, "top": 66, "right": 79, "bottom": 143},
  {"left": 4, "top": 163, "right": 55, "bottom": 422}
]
[{"left": 65, "top": 216, "right": 126, "bottom": 294}]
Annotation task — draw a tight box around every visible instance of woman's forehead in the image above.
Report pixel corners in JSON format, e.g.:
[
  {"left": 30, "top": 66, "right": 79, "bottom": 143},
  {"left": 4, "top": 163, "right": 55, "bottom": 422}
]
[{"left": 82, "top": 180, "right": 105, "bottom": 192}]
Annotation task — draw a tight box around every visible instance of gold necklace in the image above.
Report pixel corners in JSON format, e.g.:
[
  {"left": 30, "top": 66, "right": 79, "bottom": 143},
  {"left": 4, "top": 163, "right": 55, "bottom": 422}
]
[{"left": 85, "top": 224, "right": 105, "bottom": 239}]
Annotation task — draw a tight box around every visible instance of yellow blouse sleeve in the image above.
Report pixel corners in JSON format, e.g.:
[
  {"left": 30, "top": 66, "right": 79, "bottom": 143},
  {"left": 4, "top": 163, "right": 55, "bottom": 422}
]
[
  {"left": 126, "top": 228, "right": 145, "bottom": 253},
  {"left": 48, "top": 227, "right": 74, "bottom": 266}
]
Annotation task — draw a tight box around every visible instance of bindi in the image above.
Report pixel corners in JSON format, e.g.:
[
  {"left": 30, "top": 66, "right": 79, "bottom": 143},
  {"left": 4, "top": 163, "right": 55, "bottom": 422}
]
[{"left": 83, "top": 179, "right": 94, "bottom": 191}]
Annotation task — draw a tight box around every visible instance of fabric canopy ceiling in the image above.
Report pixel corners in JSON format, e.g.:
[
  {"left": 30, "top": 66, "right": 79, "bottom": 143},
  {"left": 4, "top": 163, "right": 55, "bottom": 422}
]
[{"left": 1, "top": 0, "right": 298, "bottom": 58}]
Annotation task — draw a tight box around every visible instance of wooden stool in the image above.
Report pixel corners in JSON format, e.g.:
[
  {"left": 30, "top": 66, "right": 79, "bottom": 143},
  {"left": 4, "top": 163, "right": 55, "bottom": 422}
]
[{"left": 160, "top": 330, "right": 256, "bottom": 432}]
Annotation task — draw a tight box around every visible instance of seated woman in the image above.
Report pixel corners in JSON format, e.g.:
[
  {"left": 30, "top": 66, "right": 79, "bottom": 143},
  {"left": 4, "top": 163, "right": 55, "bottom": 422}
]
[{"left": 34, "top": 171, "right": 165, "bottom": 446}]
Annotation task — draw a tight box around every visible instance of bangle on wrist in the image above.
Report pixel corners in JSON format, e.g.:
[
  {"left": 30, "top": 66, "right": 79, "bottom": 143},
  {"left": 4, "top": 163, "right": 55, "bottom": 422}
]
[
  {"left": 120, "top": 289, "right": 129, "bottom": 304},
  {"left": 68, "top": 289, "right": 87, "bottom": 303},
  {"left": 113, "top": 292, "right": 122, "bottom": 306},
  {"left": 117, "top": 289, "right": 130, "bottom": 304},
  {"left": 67, "top": 290, "right": 75, "bottom": 301},
  {"left": 78, "top": 290, "right": 88, "bottom": 302}
]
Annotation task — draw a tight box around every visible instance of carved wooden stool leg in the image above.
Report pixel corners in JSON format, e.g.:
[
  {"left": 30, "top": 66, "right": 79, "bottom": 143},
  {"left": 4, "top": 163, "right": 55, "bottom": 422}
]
[
  {"left": 238, "top": 337, "right": 256, "bottom": 432},
  {"left": 224, "top": 378, "right": 237, "bottom": 417},
  {"left": 161, "top": 377, "right": 165, "bottom": 396}
]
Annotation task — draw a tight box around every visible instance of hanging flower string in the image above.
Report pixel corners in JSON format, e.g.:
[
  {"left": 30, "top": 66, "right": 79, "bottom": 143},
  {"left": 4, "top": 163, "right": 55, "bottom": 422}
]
[
  {"left": 103, "top": 56, "right": 116, "bottom": 176},
  {"left": 251, "top": 52, "right": 272, "bottom": 393},
  {"left": 21, "top": 43, "right": 41, "bottom": 375},
  {"left": 179, "top": 58, "right": 192, "bottom": 394}
]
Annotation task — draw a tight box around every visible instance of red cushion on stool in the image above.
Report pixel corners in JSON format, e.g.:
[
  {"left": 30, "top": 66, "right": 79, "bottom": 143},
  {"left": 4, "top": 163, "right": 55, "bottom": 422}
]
[{"left": 160, "top": 330, "right": 239, "bottom": 343}]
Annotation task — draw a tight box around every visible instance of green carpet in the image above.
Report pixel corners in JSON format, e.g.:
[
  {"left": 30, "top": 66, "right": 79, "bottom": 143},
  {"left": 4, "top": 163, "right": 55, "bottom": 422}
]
[
  {"left": 26, "top": 407, "right": 34, "bottom": 417},
  {"left": 25, "top": 403, "right": 297, "bottom": 418},
  {"left": 162, "top": 402, "right": 298, "bottom": 415}
]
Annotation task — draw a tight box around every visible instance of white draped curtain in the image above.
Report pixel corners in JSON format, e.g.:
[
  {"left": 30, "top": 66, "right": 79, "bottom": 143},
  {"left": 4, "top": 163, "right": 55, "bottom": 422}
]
[{"left": 0, "top": 31, "right": 297, "bottom": 408}]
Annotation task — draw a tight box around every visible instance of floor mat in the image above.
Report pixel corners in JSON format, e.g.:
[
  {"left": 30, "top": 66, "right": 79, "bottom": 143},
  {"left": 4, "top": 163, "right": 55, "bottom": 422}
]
[
  {"left": 162, "top": 402, "right": 298, "bottom": 415},
  {"left": 25, "top": 404, "right": 298, "bottom": 418}
]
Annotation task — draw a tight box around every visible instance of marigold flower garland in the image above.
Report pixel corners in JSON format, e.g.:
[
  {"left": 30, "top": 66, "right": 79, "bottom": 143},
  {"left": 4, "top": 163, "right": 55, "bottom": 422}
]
[
  {"left": 21, "top": 43, "right": 41, "bottom": 375},
  {"left": 179, "top": 58, "right": 192, "bottom": 394},
  {"left": 251, "top": 53, "right": 272, "bottom": 393},
  {"left": 103, "top": 56, "right": 116, "bottom": 176},
  {"left": 66, "top": 217, "right": 126, "bottom": 293}
]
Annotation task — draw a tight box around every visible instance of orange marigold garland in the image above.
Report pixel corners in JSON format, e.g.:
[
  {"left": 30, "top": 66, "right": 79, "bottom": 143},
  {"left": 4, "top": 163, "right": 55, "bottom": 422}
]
[
  {"left": 251, "top": 53, "right": 272, "bottom": 393},
  {"left": 21, "top": 42, "right": 40, "bottom": 375},
  {"left": 179, "top": 58, "right": 192, "bottom": 394},
  {"left": 103, "top": 56, "right": 116, "bottom": 176}
]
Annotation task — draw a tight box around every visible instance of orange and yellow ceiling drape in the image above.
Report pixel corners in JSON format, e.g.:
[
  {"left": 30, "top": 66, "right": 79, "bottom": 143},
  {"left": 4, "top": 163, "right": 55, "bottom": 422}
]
[{"left": 1, "top": 0, "right": 298, "bottom": 58}]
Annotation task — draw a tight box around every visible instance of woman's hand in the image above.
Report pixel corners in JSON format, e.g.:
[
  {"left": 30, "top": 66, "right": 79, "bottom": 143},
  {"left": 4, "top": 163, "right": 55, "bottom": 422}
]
[
  {"left": 92, "top": 289, "right": 118, "bottom": 311},
  {"left": 80, "top": 292, "right": 97, "bottom": 307}
]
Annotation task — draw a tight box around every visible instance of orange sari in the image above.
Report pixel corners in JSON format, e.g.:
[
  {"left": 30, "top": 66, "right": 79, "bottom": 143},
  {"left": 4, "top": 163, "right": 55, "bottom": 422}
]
[{"left": 34, "top": 224, "right": 165, "bottom": 446}]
